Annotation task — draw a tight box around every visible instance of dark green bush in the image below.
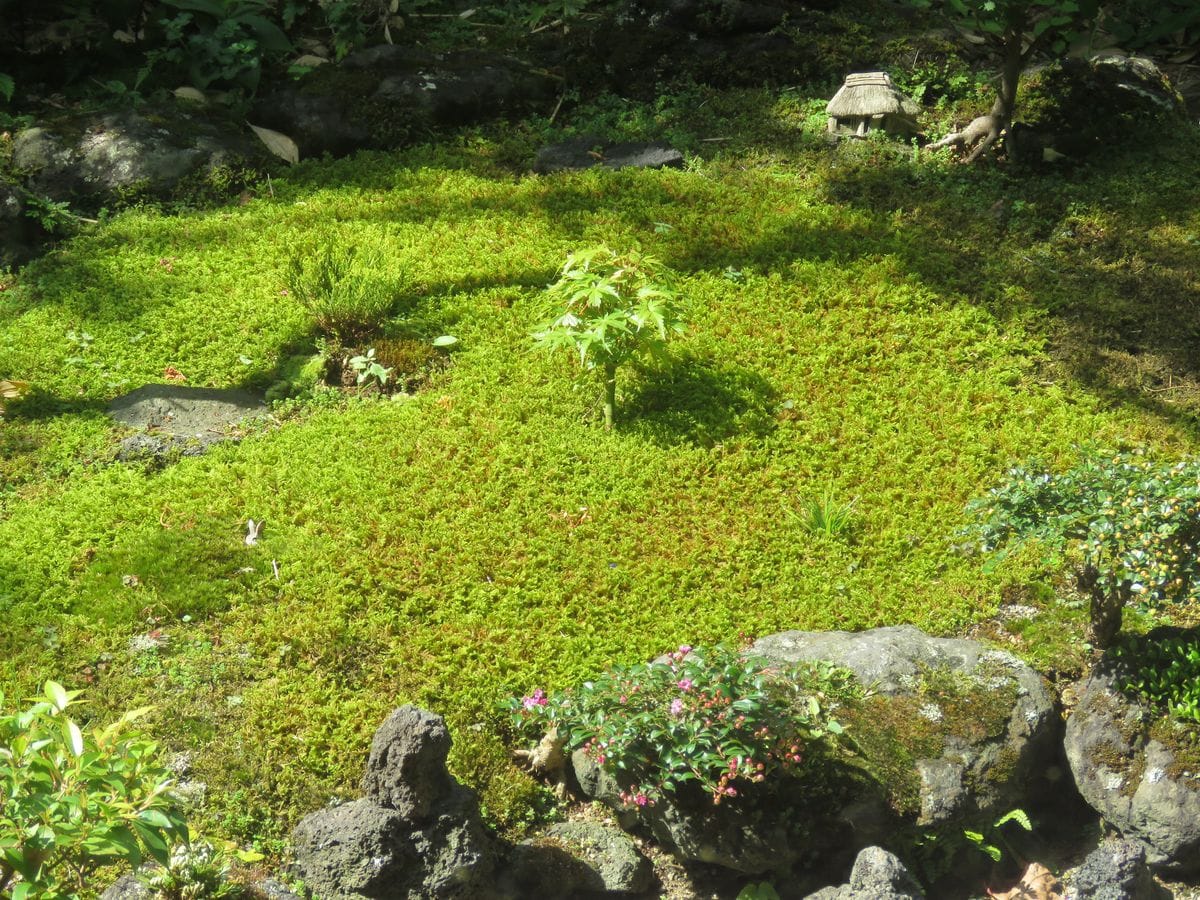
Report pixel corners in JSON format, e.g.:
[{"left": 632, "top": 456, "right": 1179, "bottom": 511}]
[{"left": 966, "top": 449, "right": 1200, "bottom": 648}]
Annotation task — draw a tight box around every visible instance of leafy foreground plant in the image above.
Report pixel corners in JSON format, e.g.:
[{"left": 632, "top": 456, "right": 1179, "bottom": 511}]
[
  {"left": 348, "top": 348, "right": 393, "bottom": 389},
  {"left": 0, "top": 682, "right": 188, "bottom": 899},
  {"left": 1113, "top": 633, "right": 1200, "bottom": 725},
  {"left": 965, "top": 448, "right": 1200, "bottom": 649},
  {"left": 910, "top": 806, "right": 1033, "bottom": 887},
  {"left": 532, "top": 246, "right": 685, "bottom": 430},
  {"left": 510, "top": 644, "right": 858, "bottom": 807}
]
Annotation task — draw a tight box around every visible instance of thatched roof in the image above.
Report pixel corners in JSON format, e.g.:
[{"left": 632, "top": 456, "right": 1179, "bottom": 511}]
[{"left": 826, "top": 72, "right": 920, "bottom": 118}]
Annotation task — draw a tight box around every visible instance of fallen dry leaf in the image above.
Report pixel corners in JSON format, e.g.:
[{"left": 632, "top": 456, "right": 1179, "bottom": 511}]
[
  {"left": 988, "top": 862, "right": 1062, "bottom": 900},
  {"left": 163, "top": 366, "right": 186, "bottom": 382}
]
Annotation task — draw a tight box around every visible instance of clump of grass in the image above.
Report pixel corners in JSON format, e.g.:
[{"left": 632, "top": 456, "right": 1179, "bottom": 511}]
[
  {"left": 793, "top": 488, "right": 858, "bottom": 539},
  {"left": 286, "top": 240, "right": 402, "bottom": 343}
]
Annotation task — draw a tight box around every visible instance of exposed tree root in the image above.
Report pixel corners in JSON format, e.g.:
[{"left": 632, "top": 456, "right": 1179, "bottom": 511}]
[{"left": 926, "top": 113, "right": 1004, "bottom": 162}]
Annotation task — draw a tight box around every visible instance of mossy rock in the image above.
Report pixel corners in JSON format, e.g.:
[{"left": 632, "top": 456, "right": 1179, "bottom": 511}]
[
  {"left": 10, "top": 106, "right": 272, "bottom": 213},
  {"left": 1012, "top": 56, "right": 1185, "bottom": 163},
  {"left": 1064, "top": 628, "right": 1200, "bottom": 875},
  {"left": 751, "top": 626, "right": 1060, "bottom": 826},
  {"left": 265, "top": 353, "right": 327, "bottom": 404}
]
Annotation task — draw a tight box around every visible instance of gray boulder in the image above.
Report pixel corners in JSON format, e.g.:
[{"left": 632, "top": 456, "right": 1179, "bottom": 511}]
[
  {"left": 805, "top": 846, "right": 925, "bottom": 899},
  {"left": 571, "top": 626, "right": 1057, "bottom": 877},
  {"left": 1010, "top": 55, "right": 1185, "bottom": 164},
  {"left": 12, "top": 107, "right": 268, "bottom": 207},
  {"left": 541, "top": 822, "right": 652, "bottom": 893},
  {"left": 99, "top": 875, "right": 152, "bottom": 900},
  {"left": 251, "top": 48, "right": 555, "bottom": 159},
  {"left": 506, "top": 820, "right": 654, "bottom": 897},
  {"left": 1063, "top": 838, "right": 1164, "bottom": 900},
  {"left": 1064, "top": 637, "right": 1200, "bottom": 876},
  {"left": 751, "top": 626, "right": 1059, "bottom": 826},
  {"left": 290, "top": 706, "right": 498, "bottom": 899}
]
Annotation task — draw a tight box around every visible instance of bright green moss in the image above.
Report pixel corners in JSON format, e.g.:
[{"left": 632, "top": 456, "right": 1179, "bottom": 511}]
[{"left": 0, "top": 88, "right": 1198, "bottom": 851}]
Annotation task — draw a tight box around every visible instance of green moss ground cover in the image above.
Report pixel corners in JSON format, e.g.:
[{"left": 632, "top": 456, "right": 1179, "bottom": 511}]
[{"left": 1, "top": 85, "right": 1199, "bottom": 851}]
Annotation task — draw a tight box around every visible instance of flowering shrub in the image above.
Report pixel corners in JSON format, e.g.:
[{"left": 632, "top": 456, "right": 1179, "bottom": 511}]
[
  {"left": 0, "top": 682, "right": 188, "bottom": 899},
  {"left": 509, "top": 645, "right": 858, "bottom": 807},
  {"left": 965, "top": 449, "right": 1200, "bottom": 648}
]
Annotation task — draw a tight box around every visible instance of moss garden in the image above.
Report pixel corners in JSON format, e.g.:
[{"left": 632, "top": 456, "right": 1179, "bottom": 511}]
[{"left": 3, "top": 25, "right": 1200, "bottom": 891}]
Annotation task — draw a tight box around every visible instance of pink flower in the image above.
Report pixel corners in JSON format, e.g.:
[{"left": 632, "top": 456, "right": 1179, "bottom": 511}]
[
  {"left": 670, "top": 698, "right": 684, "bottom": 716},
  {"left": 677, "top": 678, "right": 693, "bottom": 691},
  {"left": 678, "top": 645, "right": 692, "bottom": 654},
  {"left": 634, "top": 793, "right": 648, "bottom": 807},
  {"left": 521, "top": 689, "right": 548, "bottom": 710}
]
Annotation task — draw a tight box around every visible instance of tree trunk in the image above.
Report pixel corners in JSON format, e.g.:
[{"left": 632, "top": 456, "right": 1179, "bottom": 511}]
[
  {"left": 1079, "top": 564, "right": 1126, "bottom": 650},
  {"left": 964, "top": 20, "right": 1027, "bottom": 163},
  {"left": 602, "top": 363, "right": 616, "bottom": 430},
  {"left": 992, "top": 19, "right": 1026, "bottom": 125}
]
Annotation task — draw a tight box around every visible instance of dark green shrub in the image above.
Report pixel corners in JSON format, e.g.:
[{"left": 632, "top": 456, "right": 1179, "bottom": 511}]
[
  {"left": 1113, "top": 632, "right": 1200, "bottom": 724},
  {"left": 965, "top": 449, "right": 1200, "bottom": 648}
]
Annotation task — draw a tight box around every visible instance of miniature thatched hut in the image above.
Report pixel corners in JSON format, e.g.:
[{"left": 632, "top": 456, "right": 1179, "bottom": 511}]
[{"left": 826, "top": 72, "right": 920, "bottom": 137}]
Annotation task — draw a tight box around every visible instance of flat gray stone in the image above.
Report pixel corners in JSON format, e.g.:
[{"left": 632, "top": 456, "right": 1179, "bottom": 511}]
[
  {"left": 533, "top": 137, "right": 684, "bottom": 174},
  {"left": 109, "top": 384, "right": 267, "bottom": 436},
  {"left": 109, "top": 384, "right": 267, "bottom": 461}
]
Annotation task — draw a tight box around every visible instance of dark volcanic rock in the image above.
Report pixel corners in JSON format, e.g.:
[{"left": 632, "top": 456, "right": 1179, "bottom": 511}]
[
  {"left": 506, "top": 820, "right": 654, "bottom": 897},
  {"left": 291, "top": 799, "right": 411, "bottom": 898},
  {"left": 805, "top": 845, "right": 925, "bottom": 899},
  {"left": 291, "top": 706, "right": 498, "bottom": 899},
  {"left": 363, "top": 705, "right": 454, "bottom": 820},
  {"left": 1063, "top": 838, "right": 1164, "bottom": 900}
]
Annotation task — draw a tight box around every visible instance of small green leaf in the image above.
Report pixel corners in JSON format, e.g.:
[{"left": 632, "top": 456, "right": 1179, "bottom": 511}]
[
  {"left": 65, "top": 719, "right": 84, "bottom": 757},
  {"left": 432, "top": 335, "right": 458, "bottom": 347},
  {"left": 44, "top": 681, "right": 70, "bottom": 713},
  {"left": 138, "top": 809, "right": 175, "bottom": 829}
]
